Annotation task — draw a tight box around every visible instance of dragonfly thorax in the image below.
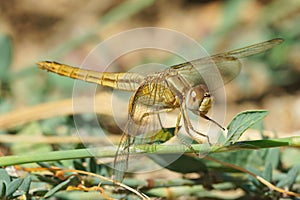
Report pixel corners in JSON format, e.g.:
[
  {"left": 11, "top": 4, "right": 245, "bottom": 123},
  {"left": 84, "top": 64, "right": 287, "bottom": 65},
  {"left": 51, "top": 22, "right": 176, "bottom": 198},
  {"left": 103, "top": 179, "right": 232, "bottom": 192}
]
[{"left": 185, "top": 84, "right": 212, "bottom": 115}]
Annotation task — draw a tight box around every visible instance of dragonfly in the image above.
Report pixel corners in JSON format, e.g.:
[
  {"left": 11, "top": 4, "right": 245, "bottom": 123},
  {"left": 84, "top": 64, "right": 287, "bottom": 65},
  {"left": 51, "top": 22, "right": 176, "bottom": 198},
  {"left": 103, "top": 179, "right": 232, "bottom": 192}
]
[{"left": 37, "top": 38, "right": 284, "bottom": 181}]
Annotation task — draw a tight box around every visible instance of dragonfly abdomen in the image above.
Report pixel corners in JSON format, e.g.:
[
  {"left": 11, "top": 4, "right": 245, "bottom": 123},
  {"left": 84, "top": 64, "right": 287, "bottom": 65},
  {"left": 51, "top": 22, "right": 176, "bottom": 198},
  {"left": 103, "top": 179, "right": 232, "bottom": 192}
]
[{"left": 37, "top": 61, "right": 144, "bottom": 91}]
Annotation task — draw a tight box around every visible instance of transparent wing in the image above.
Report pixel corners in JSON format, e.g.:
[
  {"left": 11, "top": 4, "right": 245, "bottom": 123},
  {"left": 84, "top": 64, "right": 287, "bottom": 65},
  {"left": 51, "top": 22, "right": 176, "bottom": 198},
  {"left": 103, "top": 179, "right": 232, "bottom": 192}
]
[
  {"left": 113, "top": 115, "right": 165, "bottom": 182},
  {"left": 217, "top": 38, "right": 283, "bottom": 58},
  {"left": 113, "top": 123, "right": 134, "bottom": 182},
  {"left": 113, "top": 78, "right": 172, "bottom": 181},
  {"left": 171, "top": 38, "right": 284, "bottom": 87}
]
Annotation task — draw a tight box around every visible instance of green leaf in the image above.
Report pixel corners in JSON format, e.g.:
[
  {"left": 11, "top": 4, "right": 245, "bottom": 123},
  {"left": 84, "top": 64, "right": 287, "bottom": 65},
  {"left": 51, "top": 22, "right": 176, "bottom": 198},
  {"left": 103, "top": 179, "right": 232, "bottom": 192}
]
[
  {"left": 209, "top": 150, "right": 252, "bottom": 171},
  {"left": 18, "top": 176, "right": 31, "bottom": 194},
  {"left": 246, "top": 150, "right": 265, "bottom": 169},
  {"left": 44, "top": 176, "right": 79, "bottom": 198},
  {"left": 6, "top": 178, "right": 23, "bottom": 197},
  {"left": 44, "top": 179, "right": 72, "bottom": 198},
  {"left": 87, "top": 158, "right": 97, "bottom": 173},
  {"left": 35, "top": 174, "right": 59, "bottom": 185},
  {"left": 149, "top": 154, "right": 208, "bottom": 174},
  {"left": 151, "top": 127, "right": 177, "bottom": 144},
  {"left": 265, "top": 148, "right": 280, "bottom": 169},
  {"left": 0, "top": 169, "right": 11, "bottom": 184},
  {"left": 263, "top": 163, "right": 273, "bottom": 182},
  {"left": 276, "top": 165, "right": 300, "bottom": 188},
  {"left": 0, "top": 180, "right": 6, "bottom": 198},
  {"left": 73, "top": 160, "right": 86, "bottom": 171},
  {"left": 0, "top": 34, "right": 12, "bottom": 82},
  {"left": 37, "top": 162, "right": 52, "bottom": 168},
  {"left": 247, "top": 167, "right": 263, "bottom": 187},
  {"left": 224, "top": 110, "right": 268, "bottom": 146}
]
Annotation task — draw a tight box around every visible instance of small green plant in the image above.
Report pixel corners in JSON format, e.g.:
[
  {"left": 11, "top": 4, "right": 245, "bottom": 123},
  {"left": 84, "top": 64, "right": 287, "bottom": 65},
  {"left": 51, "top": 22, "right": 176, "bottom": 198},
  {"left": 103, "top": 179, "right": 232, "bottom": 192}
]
[{"left": 0, "top": 110, "right": 300, "bottom": 199}]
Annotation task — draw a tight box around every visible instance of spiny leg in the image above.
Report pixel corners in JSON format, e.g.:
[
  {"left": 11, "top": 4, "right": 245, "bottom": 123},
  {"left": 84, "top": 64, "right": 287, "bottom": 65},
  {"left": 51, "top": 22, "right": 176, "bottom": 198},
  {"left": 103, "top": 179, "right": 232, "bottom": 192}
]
[
  {"left": 174, "top": 111, "right": 182, "bottom": 136},
  {"left": 140, "top": 108, "right": 175, "bottom": 131},
  {"left": 156, "top": 113, "right": 167, "bottom": 132},
  {"left": 200, "top": 113, "right": 228, "bottom": 134},
  {"left": 165, "top": 71, "right": 211, "bottom": 143},
  {"left": 181, "top": 102, "right": 211, "bottom": 145},
  {"left": 173, "top": 111, "right": 198, "bottom": 154}
]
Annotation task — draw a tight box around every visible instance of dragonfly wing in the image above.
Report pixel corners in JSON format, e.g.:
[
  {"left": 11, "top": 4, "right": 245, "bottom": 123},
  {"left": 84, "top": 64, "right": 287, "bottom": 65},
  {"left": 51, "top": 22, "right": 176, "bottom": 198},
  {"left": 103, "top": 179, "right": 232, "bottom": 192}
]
[
  {"left": 172, "top": 55, "right": 241, "bottom": 88},
  {"left": 113, "top": 118, "right": 162, "bottom": 181},
  {"left": 113, "top": 129, "right": 132, "bottom": 182},
  {"left": 113, "top": 109, "right": 162, "bottom": 181},
  {"left": 219, "top": 38, "right": 283, "bottom": 59},
  {"left": 171, "top": 38, "right": 283, "bottom": 87}
]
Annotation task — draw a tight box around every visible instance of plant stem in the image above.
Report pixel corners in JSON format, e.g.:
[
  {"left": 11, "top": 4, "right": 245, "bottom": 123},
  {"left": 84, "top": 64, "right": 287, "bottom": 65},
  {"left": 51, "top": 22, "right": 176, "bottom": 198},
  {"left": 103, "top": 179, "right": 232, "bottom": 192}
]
[{"left": 0, "top": 136, "right": 299, "bottom": 166}]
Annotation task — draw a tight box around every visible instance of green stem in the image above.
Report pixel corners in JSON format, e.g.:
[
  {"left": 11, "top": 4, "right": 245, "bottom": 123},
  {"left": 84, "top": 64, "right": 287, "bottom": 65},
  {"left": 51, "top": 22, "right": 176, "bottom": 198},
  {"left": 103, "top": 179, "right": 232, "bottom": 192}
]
[{"left": 0, "top": 136, "right": 299, "bottom": 166}]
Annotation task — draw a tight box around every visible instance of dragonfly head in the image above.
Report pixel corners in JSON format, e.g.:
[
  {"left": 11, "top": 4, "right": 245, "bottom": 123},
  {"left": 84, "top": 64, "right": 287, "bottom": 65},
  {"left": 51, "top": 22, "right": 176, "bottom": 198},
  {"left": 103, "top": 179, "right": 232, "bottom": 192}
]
[{"left": 186, "top": 84, "right": 212, "bottom": 115}]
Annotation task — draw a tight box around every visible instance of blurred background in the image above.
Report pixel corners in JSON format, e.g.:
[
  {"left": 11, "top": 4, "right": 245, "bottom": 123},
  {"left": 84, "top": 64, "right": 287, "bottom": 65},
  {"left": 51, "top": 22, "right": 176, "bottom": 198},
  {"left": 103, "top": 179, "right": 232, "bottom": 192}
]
[{"left": 0, "top": 0, "right": 299, "bottom": 153}]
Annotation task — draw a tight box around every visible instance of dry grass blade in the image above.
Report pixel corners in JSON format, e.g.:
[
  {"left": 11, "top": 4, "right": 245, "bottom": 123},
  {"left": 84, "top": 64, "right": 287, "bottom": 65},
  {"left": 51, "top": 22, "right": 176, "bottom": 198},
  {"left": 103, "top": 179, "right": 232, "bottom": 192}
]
[{"left": 0, "top": 92, "right": 112, "bottom": 129}]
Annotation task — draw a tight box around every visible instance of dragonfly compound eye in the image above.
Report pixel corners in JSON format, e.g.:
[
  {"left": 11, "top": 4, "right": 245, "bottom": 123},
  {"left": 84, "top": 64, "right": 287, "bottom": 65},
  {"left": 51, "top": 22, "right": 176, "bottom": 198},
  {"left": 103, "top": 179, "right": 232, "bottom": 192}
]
[
  {"left": 186, "top": 84, "right": 212, "bottom": 115},
  {"left": 186, "top": 85, "right": 204, "bottom": 112}
]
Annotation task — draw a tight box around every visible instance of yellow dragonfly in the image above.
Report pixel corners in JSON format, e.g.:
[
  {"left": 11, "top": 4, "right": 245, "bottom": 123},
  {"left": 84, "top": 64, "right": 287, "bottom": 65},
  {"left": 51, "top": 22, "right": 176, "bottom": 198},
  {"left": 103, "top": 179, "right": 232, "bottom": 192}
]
[{"left": 37, "top": 38, "right": 283, "bottom": 181}]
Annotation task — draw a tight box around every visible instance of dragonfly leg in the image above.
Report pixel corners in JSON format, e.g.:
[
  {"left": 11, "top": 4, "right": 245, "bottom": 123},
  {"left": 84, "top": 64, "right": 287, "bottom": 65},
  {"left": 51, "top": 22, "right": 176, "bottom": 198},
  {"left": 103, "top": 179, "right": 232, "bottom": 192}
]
[
  {"left": 181, "top": 102, "right": 211, "bottom": 144},
  {"left": 139, "top": 107, "right": 175, "bottom": 129},
  {"left": 173, "top": 112, "right": 198, "bottom": 154},
  {"left": 174, "top": 111, "right": 182, "bottom": 136},
  {"left": 156, "top": 113, "right": 167, "bottom": 131},
  {"left": 200, "top": 113, "right": 228, "bottom": 133}
]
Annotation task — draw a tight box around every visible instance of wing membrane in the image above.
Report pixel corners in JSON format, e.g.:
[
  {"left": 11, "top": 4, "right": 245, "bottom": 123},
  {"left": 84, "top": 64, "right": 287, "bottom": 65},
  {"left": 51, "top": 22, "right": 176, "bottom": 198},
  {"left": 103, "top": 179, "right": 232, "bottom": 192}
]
[
  {"left": 113, "top": 79, "right": 169, "bottom": 181},
  {"left": 171, "top": 38, "right": 284, "bottom": 86}
]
